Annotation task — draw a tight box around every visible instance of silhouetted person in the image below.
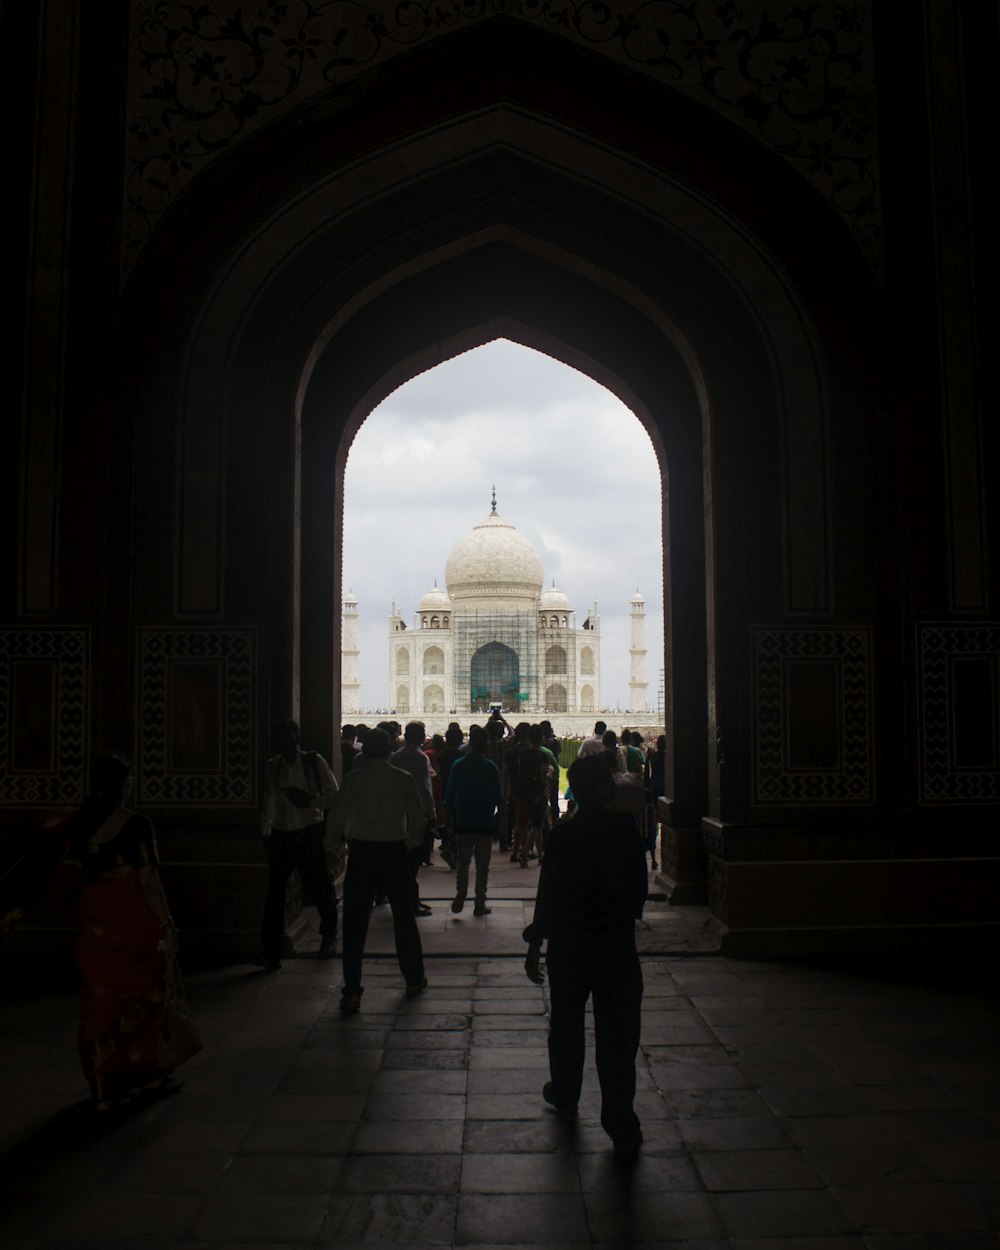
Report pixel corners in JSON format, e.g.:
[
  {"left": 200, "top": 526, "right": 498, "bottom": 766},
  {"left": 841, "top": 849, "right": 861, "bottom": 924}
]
[
  {"left": 390, "top": 721, "right": 437, "bottom": 916},
  {"left": 329, "top": 729, "right": 427, "bottom": 1012},
  {"left": 444, "top": 726, "right": 502, "bottom": 915},
  {"left": 259, "top": 720, "right": 339, "bottom": 970},
  {"left": 524, "top": 754, "right": 647, "bottom": 1160}
]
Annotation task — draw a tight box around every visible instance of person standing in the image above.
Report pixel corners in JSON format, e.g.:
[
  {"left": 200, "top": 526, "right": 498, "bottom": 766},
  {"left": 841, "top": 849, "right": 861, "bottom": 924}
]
[
  {"left": 259, "top": 719, "right": 339, "bottom": 971},
  {"left": 73, "top": 754, "right": 200, "bottom": 1111},
  {"left": 390, "top": 721, "right": 437, "bottom": 915},
  {"left": 444, "top": 726, "right": 503, "bottom": 916},
  {"left": 328, "top": 729, "right": 428, "bottom": 1013},
  {"left": 523, "top": 754, "right": 648, "bottom": 1160}
]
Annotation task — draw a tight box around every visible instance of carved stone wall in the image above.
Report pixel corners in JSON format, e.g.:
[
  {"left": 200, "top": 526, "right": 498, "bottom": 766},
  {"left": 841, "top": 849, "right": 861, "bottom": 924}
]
[
  {"left": 919, "top": 623, "right": 1000, "bottom": 804},
  {"left": 124, "top": 0, "right": 879, "bottom": 274},
  {"left": 0, "top": 628, "right": 89, "bottom": 806},
  {"left": 753, "top": 627, "right": 873, "bottom": 805},
  {"left": 136, "top": 627, "right": 257, "bottom": 805}
]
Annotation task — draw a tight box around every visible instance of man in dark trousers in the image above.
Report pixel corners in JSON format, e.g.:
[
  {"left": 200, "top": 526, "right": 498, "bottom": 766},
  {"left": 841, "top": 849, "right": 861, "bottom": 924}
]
[
  {"left": 523, "top": 754, "right": 648, "bottom": 1159},
  {"left": 258, "top": 719, "right": 339, "bottom": 971},
  {"left": 328, "top": 728, "right": 428, "bottom": 1013},
  {"left": 444, "top": 725, "right": 503, "bottom": 916}
]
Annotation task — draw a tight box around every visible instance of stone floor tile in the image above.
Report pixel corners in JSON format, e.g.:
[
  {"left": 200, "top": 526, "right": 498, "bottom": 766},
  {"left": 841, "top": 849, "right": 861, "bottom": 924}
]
[
  {"left": 130, "top": 1119, "right": 251, "bottom": 1153},
  {"left": 336, "top": 1153, "right": 462, "bottom": 1193},
  {"left": 457, "top": 1193, "right": 590, "bottom": 1244},
  {"left": 260, "top": 1093, "right": 365, "bottom": 1121},
  {"left": 653, "top": 1063, "right": 752, "bottom": 1090},
  {"left": 107, "top": 1150, "right": 233, "bottom": 1193},
  {"left": 467, "top": 1068, "right": 549, "bottom": 1094},
  {"left": 469, "top": 1047, "right": 550, "bottom": 1068},
  {"left": 780, "top": 1114, "right": 893, "bottom": 1149},
  {"left": 46, "top": 1191, "right": 204, "bottom": 1240},
  {"left": 831, "top": 1182, "right": 987, "bottom": 1235},
  {"left": 710, "top": 1189, "right": 856, "bottom": 1238},
  {"left": 148, "top": 1092, "right": 267, "bottom": 1123},
  {"left": 274, "top": 1066, "right": 379, "bottom": 1094},
  {"left": 953, "top": 1182, "right": 1000, "bottom": 1232},
  {"left": 351, "top": 1119, "right": 464, "bottom": 1154},
  {"left": 473, "top": 1015, "right": 548, "bottom": 1030},
  {"left": 384, "top": 1031, "right": 471, "bottom": 1051},
  {"left": 677, "top": 1117, "right": 795, "bottom": 1152},
  {"left": 472, "top": 1000, "right": 546, "bottom": 1015},
  {"left": 583, "top": 1190, "right": 724, "bottom": 1241},
  {"left": 757, "top": 1086, "right": 870, "bottom": 1118},
  {"left": 857, "top": 1084, "right": 971, "bottom": 1113},
  {"left": 460, "top": 1151, "right": 580, "bottom": 1193},
  {"left": 665, "top": 1089, "right": 774, "bottom": 1120},
  {"left": 216, "top": 1152, "right": 343, "bottom": 1193},
  {"left": 575, "top": 1148, "right": 703, "bottom": 1192},
  {"left": 370, "top": 1068, "right": 468, "bottom": 1094},
  {"left": 875, "top": 1110, "right": 999, "bottom": 1144},
  {"left": 321, "top": 1193, "right": 457, "bottom": 1243},
  {"left": 913, "top": 1138, "right": 1000, "bottom": 1182},
  {"left": 805, "top": 1143, "right": 939, "bottom": 1186},
  {"left": 236, "top": 1120, "right": 356, "bottom": 1154},
  {"left": 188, "top": 1194, "right": 329, "bottom": 1242},
  {"left": 380, "top": 1048, "right": 472, "bottom": 1069},
  {"left": 463, "top": 1118, "right": 578, "bottom": 1155},
  {"left": 302, "top": 1027, "right": 391, "bottom": 1048},
  {"left": 363, "top": 1092, "right": 467, "bottom": 1120},
  {"left": 738, "top": 1064, "right": 849, "bottom": 1090},
  {"left": 571, "top": 1117, "right": 683, "bottom": 1154},
  {"left": 861, "top": 1233, "right": 999, "bottom": 1249},
  {"left": 692, "top": 1147, "right": 824, "bottom": 1191},
  {"left": 728, "top": 1239, "right": 864, "bottom": 1249},
  {"left": 471, "top": 1030, "right": 551, "bottom": 1047},
  {"left": 393, "top": 1013, "right": 472, "bottom": 1032}
]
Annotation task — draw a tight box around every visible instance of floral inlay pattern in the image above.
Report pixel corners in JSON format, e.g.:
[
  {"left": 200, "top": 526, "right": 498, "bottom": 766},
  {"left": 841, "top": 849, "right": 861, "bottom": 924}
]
[{"left": 125, "top": 0, "right": 878, "bottom": 273}]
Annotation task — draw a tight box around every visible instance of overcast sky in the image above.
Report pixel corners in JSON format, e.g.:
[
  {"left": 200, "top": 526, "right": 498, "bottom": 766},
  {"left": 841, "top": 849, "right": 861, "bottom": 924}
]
[{"left": 342, "top": 339, "right": 663, "bottom": 714}]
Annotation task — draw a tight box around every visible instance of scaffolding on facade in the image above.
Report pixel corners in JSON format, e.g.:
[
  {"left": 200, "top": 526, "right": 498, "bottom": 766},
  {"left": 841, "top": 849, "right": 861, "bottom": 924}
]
[{"left": 452, "top": 608, "right": 546, "bottom": 714}]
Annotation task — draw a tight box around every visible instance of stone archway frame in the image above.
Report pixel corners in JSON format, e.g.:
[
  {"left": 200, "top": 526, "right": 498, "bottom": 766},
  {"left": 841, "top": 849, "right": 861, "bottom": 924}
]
[{"left": 170, "top": 106, "right": 835, "bottom": 830}]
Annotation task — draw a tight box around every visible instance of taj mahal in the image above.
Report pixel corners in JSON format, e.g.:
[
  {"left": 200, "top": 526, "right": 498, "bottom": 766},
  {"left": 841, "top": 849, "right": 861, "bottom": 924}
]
[{"left": 341, "top": 493, "right": 649, "bottom": 718}]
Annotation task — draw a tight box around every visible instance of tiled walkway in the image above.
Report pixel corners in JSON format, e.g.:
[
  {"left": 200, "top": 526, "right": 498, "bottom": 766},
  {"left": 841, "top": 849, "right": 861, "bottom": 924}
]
[{"left": 2, "top": 939, "right": 999, "bottom": 1247}]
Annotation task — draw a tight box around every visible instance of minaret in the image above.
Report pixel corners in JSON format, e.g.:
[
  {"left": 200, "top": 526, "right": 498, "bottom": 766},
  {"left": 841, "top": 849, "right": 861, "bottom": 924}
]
[
  {"left": 341, "top": 590, "right": 360, "bottom": 715},
  {"left": 628, "top": 590, "right": 648, "bottom": 712}
]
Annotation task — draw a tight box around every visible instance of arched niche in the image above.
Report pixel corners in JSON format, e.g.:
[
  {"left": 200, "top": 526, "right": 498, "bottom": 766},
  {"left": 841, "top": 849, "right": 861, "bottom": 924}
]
[{"left": 117, "top": 24, "right": 885, "bottom": 837}]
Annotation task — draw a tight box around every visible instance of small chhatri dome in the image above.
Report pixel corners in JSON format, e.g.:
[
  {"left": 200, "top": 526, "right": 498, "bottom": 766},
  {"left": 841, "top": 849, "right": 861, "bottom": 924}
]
[
  {"left": 445, "top": 500, "right": 545, "bottom": 607},
  {"left": 418, "top": 580, "right": 452, "bottom": 612},
  {"left": 343, "top": 589, "right": 358, "bottom": 605},
  {"left": 631, "top": 589, "right": 645, "bottom": 605},
  {"left": 540, "top": 581, "right": 572, "bottom": 611}
]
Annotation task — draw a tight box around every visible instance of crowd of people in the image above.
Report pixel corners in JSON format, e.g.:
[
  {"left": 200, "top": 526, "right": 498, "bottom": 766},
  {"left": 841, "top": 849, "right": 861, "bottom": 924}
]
[{"left": 35, "top": 715, "right": 666, "bottom": 1157}]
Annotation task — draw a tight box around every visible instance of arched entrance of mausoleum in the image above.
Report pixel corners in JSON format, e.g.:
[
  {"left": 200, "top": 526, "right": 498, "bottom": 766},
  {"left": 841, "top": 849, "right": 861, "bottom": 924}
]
[{"left": 117, "top": 22, "right": 883, "bottom": 953}]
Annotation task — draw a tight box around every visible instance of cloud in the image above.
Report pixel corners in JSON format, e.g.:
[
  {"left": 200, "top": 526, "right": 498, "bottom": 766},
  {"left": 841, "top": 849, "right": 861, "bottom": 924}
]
[{"left": 343, "top": 340, "right": 663, "bottom": 712}]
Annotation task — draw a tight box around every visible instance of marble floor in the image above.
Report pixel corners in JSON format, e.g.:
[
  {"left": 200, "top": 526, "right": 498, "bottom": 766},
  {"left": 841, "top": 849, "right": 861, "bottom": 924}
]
[{"left": 2, "top": 919, "right": 999, "bottom": 1248}]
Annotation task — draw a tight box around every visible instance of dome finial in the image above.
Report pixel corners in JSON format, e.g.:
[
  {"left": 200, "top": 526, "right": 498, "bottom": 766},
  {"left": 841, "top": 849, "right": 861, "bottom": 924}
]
[{"left": 490, "top": 484, "right": 497, "bottom": 514}]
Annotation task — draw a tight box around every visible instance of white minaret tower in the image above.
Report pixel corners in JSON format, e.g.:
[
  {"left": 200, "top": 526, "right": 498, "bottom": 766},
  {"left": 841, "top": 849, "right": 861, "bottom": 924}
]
[
  {"left": 628, "top": 589, "right": 648, "bottom": 712},
  {"left": 341, "top": 590, "right": 361, "bottom": 715}
]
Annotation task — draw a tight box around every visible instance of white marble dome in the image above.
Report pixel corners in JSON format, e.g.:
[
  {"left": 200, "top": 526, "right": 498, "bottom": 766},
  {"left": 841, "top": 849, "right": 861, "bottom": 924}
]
[
  {"left": 539, "top": 584, "right": 572, "bottom": 611},
  {"left": 418, "top": 583, "right": 452, "bottom": 612},
  {"left": 445, "top": 510, "right": 545, "bottom": 606}
]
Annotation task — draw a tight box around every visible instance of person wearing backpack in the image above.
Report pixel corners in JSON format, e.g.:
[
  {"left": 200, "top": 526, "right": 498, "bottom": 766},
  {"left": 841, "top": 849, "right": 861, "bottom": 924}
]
[{"left": 257, "top": 719, "right": 339, "bottom": 971}]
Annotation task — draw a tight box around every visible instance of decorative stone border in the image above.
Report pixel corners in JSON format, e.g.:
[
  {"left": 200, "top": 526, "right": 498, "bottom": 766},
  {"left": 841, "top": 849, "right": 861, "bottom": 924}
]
[
  {"left": 0, "top": 628, "right": 89, "bottom": 805},
  {"left": 753, "top": 626, "right": 873, "bottom": 804}
]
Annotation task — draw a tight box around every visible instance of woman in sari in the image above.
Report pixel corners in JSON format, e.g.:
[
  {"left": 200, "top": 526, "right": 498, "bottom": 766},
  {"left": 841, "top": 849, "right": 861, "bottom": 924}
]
[{"left": 72, "top": 755, "right": 199, "bottom": 1112}]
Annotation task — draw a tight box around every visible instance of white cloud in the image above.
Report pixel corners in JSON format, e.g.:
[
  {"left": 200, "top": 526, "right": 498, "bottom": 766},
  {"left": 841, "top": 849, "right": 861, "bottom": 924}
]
[{"left": 342, "top": 340, "right": 663, "bottom": 713}]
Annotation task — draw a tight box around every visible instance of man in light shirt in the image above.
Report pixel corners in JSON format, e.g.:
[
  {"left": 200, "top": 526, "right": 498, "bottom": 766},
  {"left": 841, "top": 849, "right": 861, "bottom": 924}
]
[
  {"left": 258, "top": 720, "right": 339, "bottom": 971},
  {"left": 390, "top": 721, "right": 437, "bottom": 916},
  {"left": 328, "top": 728, "right": 428, "bottom": 1013}
]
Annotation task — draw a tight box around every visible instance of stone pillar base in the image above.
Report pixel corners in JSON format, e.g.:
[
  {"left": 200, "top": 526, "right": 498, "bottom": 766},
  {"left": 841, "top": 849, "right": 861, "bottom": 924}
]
[{"left": 655, "top": 797, "right": 707, "bottom": 904}]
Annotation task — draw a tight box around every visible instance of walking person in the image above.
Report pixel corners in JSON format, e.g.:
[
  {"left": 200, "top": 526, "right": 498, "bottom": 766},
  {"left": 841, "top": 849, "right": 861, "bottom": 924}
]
[
  {"left": 328, "top": 729, "right": 428, "bottom": 1013},
  {"left": 444, "top": 725, "right": 503, "bottom": 916},
  {"left": 258, "top": 719, "right": 339, "bottom": 971},
  {"left": 523, "top": 754, "right": 648, "bottom": 1160}
]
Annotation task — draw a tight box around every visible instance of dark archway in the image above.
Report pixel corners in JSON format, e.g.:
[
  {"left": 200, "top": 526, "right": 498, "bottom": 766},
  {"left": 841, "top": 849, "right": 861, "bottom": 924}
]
[
  {"left": 112, "top": 20, "right": 890, "bottom": 943},
  {"left": 471, "top": 642, "right": 521, "bottom": 714}
]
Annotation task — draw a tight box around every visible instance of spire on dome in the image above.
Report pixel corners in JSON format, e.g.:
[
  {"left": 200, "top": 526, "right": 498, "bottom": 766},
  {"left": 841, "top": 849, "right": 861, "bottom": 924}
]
[{"left": 490, "top": 485, "right": 497, "bottom": 514}]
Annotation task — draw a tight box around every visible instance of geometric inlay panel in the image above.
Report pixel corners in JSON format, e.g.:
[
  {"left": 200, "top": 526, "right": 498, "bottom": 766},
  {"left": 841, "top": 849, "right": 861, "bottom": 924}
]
[
  {"left": 0, "top": 628, "right": 89, "bottom": 805},
  {"left": 753, "top": 627, "right": 873, "bottom": 804},
  {"left": 919, "top": 623, "right": 1000, "bottom": 803},
  {"left": 137, "top": 627, "right": 256, "bottom": 805}
]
